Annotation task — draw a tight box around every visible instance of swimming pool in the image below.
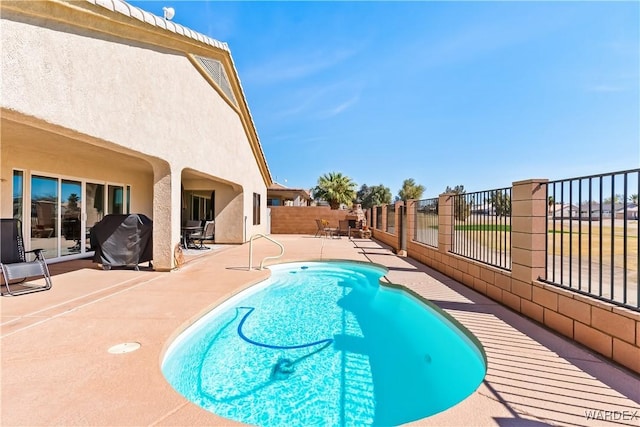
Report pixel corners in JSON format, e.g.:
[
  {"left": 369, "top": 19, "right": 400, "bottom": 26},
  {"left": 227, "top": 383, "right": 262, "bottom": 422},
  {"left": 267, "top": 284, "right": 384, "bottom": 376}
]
[{"left": 162, "top": 261, "right": 486, "bottom": 426}]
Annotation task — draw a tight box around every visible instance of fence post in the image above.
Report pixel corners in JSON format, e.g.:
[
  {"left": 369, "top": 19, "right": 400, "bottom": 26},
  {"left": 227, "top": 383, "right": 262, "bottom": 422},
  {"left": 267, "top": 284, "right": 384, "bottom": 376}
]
[
  {"left": 381, "top": 205, "right": 388, "bottom": 232},
  {"left": 407, "top": 199, "right": 416, "bottom": 245},
  {"left": 511, "top": 179, "right": 548, "bottom": 289},
  {"left": 438, "top": 193, "right": 454, "bottom": 254}
]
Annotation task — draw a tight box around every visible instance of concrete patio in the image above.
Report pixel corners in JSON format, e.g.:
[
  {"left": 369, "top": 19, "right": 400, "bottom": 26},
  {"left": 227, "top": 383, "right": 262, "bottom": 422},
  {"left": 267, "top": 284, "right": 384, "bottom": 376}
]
[{"left": 1, "top": 235, "right": 638, "bottom": 426}]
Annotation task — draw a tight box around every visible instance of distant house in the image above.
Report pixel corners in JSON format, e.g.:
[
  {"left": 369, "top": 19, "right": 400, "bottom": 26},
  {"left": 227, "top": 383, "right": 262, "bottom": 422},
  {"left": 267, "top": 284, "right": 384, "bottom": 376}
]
[
  {"left": 267, "top": 183, "right": 312, "bottom": 207},
  {"left": 616, "top": 204, "right": 639, "bottom": 220},
  {"left": 471, "top": 202, "right": 494, "bottom": 215},
  {"left": 1, "top": 0, "right": 272, "bottom": 270},
  {"left": 579, "top": 202, "right": 600, "bottom": 218},
  {"left": 550, "top": 203, "right": 579, "bottom": 218}
]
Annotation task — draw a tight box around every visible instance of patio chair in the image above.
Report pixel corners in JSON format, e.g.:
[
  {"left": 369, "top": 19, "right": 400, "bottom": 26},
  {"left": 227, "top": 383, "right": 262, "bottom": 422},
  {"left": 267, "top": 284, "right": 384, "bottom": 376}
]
[
  {"left": 0, "top": 218, "right": 53, "bottom": 296},
  {"left": 315, "top": 219, "right": 337, "bottom": 238},
  {"left": 190, "top": 220, "right": 215, "bottom": 249},
  {"left": 336, "top": 220, "right": 352, "bottom": 238}
]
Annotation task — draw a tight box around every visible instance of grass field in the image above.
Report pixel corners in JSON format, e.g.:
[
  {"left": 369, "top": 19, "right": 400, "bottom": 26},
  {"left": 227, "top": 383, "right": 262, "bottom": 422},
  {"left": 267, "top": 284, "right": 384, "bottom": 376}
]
[{"left": 548, "top": 223, "right": 638, "bottom": 273}]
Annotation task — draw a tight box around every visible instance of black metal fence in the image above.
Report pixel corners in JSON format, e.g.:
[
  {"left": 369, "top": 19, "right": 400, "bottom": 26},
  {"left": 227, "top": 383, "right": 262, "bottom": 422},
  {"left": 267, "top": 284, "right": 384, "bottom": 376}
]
[
  {"left": 386, "top": 204, "right": 395, "bottom": 234},
  {"left": 375, "top": 206, "right": 382, "bottom": 230},
  {"left": 450, "top": 188, "right": 512, "bottom": 270},
  {"left": 414, "top": 198, "right": 438, "bottom": 247},
  {"left": 542, "top": 169, "right": 639, "bottom": 310}
]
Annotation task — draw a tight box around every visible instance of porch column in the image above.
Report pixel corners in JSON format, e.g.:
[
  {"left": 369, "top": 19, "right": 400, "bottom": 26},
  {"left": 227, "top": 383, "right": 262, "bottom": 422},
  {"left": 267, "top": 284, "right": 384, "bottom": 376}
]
[{"left": 152, "top": 162, "right": 181, "bottom": 271}]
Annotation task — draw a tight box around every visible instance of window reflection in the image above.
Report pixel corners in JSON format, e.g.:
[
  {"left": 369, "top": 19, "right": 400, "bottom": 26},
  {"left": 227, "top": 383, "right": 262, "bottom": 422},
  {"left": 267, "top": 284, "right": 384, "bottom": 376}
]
[
  {"left": 108, "top": 185, "right": 123, "bottom": 214},
  {"left": 61, "top": 180, "right": 82, "bottom": 256},
  {"left": 86, "top": 183, "right": 104, "bottom": 251},
  {"left": 13, "top": 170, "right": 23, "bottom": 221},
  {"left": 31, "top": 175, "right": 58, "bottom": 258}
]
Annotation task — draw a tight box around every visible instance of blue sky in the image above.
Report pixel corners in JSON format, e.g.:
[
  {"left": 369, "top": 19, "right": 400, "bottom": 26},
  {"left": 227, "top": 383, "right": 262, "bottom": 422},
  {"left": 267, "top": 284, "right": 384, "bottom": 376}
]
[{"left": 129, "top": 0, "right": 639, "bottom": 198}]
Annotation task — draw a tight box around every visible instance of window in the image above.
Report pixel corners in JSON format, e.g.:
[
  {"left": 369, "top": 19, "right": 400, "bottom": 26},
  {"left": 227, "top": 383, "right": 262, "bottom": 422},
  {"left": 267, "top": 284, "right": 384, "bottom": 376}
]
[
  {"left": 253, "top": 193, "right": 261, "bottom": 225},
  {"left": 13, "top": 170, "right": 23, "bottom": 221},
  {"left": 108, "top": 185, "right": 124, "bottom": 214},
  {"left": 190, "top": 194, "right": 212, "bottom": 221}
]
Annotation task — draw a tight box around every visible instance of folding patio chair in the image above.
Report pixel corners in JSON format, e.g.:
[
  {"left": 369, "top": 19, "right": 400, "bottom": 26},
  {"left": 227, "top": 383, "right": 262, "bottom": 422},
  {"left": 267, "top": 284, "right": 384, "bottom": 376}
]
[{"left": 1, "top": 218, "right": 53, "bottom": 296}]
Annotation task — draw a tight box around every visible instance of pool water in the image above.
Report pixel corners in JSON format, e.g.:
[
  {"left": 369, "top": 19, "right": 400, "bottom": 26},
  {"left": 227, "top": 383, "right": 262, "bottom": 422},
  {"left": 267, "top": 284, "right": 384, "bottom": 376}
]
[{"left": 162, "top": 261, "right": 486, "bottom": 426}]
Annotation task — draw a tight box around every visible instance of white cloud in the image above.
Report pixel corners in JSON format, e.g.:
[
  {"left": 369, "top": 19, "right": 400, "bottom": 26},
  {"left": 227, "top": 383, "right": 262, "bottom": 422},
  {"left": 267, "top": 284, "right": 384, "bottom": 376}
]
[
  {"left": 588, "top": 84, "right": 626, "bottom": 93},
  {"left": 317, "top": 94, "right": 360, "bottom": 119}
]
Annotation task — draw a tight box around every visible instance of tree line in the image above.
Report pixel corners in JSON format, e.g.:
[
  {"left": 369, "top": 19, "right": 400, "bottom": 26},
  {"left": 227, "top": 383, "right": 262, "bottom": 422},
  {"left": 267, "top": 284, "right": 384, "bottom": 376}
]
[{"left": 311, "top": 172, "right": 478, "bottom": 212}]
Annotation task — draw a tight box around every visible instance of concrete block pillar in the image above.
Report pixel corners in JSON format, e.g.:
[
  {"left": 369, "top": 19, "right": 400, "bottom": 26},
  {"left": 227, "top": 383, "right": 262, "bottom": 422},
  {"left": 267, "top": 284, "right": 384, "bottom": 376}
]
[
  {"left": 511, "top": 179, "right": 548, "bottom": 284},
  {"left": 438, "top": 193, "right": 454, "bottom": 254},
  {"left": 152, "top": 161, "right": 181, "bottom": 271},
  {"left": 381, "top": 205, "right": 387, "bottom": 232},
  {"left": 407, "top": 199, "right": 416, "bottom": 243}
]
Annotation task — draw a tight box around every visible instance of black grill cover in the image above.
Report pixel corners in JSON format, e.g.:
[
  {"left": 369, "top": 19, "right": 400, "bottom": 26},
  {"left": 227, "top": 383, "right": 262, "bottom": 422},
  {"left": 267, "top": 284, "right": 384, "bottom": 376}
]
[{"left": 91, "top": 214, "right": 153, "bottom": 268}]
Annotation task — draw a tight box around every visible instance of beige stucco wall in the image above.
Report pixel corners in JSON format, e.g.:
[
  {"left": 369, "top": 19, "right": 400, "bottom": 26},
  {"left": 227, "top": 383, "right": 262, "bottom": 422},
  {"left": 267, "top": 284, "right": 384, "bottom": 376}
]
[{"left": 1, "top": 3, "right": 269, "bottom": 266}]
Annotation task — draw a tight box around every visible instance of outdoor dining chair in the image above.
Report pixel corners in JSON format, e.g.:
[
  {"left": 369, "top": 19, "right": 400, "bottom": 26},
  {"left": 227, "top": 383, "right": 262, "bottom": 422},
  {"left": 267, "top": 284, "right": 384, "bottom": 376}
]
[
  {"left": 0, "top": 218, "right": 53, "bottom": 296},
  {"left": 190, "top": 220, "right": 215, "bottom": 249},
  {"left": 315, "top": 219, "right": 338, "bottom": 238}
]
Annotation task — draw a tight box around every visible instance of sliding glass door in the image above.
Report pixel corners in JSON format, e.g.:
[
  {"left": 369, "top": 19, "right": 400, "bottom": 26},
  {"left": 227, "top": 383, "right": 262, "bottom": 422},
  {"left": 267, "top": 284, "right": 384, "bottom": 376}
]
[
  {"left": 30, "top": 175, "right": 59, "bottom": 257},
  {"left": 61, "top": 180, "right": 82, "bottom": 256},
  {"left": 24, "top": 174, "right": 129, "bottom": 261}
]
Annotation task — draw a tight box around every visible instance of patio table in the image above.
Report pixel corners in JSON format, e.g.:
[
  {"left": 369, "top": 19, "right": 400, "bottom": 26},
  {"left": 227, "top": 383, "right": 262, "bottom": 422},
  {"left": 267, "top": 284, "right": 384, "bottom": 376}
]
[{"left": 181, "top": 226, "right": 202, "bottom": 249}]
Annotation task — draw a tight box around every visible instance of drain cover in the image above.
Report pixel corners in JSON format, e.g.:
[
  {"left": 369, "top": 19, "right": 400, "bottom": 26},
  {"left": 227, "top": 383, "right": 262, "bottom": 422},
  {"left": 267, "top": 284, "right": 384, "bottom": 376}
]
[{"left": 108, "top": 342, "right": 141, "bottom": 354}]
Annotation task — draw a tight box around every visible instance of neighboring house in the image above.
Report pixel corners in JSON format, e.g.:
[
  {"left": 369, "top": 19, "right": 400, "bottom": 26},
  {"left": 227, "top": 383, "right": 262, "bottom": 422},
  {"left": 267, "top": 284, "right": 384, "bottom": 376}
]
[
  {"left": 0, "top": 0, "right": 272, "bottom": 270},
  {"left": 470, "top": 202, "right": 494, "bottom": 215},
  {"left": 267, "top": 183, "right": 312, "bottom": 207},
  {"left": 616, "top": 204, "right": 638, "bottom": 220},
  {"left": 550, "top": 203, "right": 579, "bottom": 218},
  {"left": 579, "top": 202, "right": 600, "bottom": 218}
]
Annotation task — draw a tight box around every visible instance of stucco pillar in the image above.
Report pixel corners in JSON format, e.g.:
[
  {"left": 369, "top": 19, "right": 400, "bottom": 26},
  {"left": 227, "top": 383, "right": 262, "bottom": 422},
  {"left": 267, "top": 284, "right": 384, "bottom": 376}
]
[
  {"left": 438, "top": 193, "right": 454, "bottom": 254},
  {"left": 511, "top": 179, "right": 548, "bottom": 285},
  {"left": 381, "top": 205, "right": 388, "bottom": 232},
  {"left": 407, "top": 199, "right": 416, "bottom": 243},
  {"left": 152, "top": 162, "right": 181, "bottom": 271}
]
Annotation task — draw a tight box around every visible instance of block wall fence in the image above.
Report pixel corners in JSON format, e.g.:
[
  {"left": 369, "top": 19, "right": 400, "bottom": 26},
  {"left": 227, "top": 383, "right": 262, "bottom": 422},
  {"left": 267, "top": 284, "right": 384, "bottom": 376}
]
[
  {"left": 369, "top": 179, "right": 640, "bottom": 374},
  {"left": 269, "top": 206, "right": 350, "bottom": 235}
]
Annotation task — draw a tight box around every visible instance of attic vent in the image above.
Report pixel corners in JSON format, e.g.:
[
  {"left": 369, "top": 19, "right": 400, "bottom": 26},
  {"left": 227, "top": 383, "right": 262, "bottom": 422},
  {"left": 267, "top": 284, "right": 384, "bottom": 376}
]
[{"left": 194, "top": 55, "right": 237, "bottom": 106}]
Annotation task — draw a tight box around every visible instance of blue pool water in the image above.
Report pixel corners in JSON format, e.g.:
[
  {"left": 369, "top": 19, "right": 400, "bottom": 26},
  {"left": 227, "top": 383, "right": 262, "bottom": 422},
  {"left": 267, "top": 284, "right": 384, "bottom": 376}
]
[{"left": 162, "top": 261, "right": 486, "bottom": 426}]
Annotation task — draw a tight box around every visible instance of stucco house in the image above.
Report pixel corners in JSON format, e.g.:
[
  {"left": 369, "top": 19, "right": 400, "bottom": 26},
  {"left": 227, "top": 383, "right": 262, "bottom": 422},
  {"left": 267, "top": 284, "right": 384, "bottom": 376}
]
[
  {"left": 267, "top": 183, "right": 312, "bottom": 207},
  {"left": 1, "top": 0, "right": 272, "bottom": 270}
]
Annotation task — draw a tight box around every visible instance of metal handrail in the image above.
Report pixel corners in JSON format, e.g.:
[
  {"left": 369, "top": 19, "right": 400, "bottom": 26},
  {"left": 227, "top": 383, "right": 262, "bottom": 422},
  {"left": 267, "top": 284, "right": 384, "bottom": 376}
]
[{"left": 248, "top": 234, "right": 284, "bottom": 270}]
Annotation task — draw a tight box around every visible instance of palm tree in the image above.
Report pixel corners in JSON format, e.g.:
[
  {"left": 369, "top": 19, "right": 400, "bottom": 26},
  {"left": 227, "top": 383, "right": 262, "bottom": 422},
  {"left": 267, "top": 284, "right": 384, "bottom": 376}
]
[
  {"left": 630, "top": 194, "right": 638, "bottom": 205},
  {"left": 312, "top": 172, "right": 357, "bottom": 209}
]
